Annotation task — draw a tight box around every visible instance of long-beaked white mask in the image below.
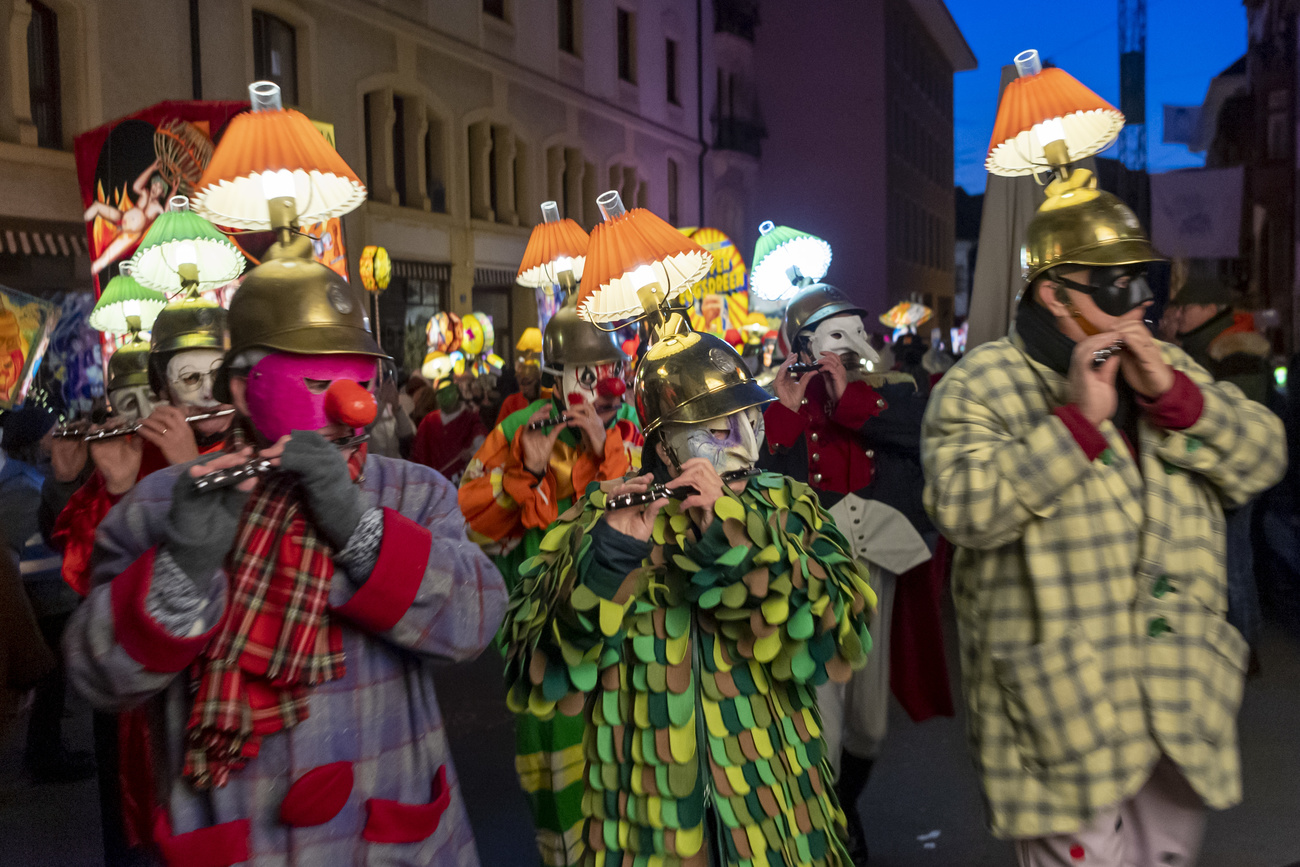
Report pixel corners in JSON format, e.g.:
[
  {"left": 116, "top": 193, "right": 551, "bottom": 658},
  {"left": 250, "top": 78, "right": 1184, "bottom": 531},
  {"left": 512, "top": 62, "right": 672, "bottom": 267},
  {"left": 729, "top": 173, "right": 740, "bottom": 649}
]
[
  {"left": 806, "top": 314, "right": 880, "bottom": 370},
  {"left": 661, "top": 407, "right": 764, "bottom": 475},
  {"left": 108, "top": 385, "right": 157, "bottom": 423}
]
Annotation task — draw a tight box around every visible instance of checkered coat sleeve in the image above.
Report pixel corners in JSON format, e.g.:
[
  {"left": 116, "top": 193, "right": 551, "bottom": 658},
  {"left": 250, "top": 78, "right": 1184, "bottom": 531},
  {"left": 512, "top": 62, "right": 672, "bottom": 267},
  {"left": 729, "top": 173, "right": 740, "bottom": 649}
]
[{"left": 921, "top": 336, "right": 1285, "bottom": 839}]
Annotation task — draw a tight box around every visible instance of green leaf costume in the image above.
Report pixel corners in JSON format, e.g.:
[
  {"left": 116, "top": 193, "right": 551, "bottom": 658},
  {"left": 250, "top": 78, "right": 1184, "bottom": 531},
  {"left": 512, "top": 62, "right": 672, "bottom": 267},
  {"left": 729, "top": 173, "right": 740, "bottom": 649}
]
[{"left": 503, "top": 472, "right": 877, "bottom": 866}]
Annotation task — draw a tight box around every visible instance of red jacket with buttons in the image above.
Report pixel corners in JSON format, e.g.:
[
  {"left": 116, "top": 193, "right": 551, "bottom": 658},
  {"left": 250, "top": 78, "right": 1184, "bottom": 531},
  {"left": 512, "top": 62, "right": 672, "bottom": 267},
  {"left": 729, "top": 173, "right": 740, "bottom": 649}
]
[{"left": 762, "top": 375, "right": 887, "bottom": 496}]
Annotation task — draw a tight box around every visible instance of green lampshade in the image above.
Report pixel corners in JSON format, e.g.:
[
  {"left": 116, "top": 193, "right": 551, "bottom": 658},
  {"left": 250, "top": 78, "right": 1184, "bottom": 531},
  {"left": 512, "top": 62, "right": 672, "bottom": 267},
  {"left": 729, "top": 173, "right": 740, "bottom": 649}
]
[
  {"left": 129, "top": 197, "right": 245, "bottom": 294},
  {"left": 89, "top": 267, "right": 168, "bottom": 335},
  {"left": 750, "top": 221, "right": 833, "bottom": 302}
]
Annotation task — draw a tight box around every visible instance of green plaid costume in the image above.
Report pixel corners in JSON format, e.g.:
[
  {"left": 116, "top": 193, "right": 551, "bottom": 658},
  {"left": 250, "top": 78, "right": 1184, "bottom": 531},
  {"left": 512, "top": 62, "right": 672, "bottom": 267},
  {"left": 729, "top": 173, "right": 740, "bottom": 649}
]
[
  {"left": 503, "top": 473, "right": 877, "bottom": 866},
  {"left": 921, "top": 335, "right": 1286, "bottom": 839}
]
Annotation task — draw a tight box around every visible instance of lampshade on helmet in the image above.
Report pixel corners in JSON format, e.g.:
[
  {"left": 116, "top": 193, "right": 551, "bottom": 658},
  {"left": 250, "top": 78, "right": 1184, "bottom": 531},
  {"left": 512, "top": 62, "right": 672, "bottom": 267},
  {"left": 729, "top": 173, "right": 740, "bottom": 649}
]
[
  {"left": 214, "top": 257, "right": 383, "bottom": 402},
  {"left": 635, "top": 330, "right": 773, "bottom": 436},
  {"left": 541, "top": 297, "right": 625, "bottom": 374},
  {"left": 107, "top": 340, "right": 152, "bottom": 392},
  {"left": 148, "top": 297, "right": 229, "bottom": 395},
  {"left": 1022, "top": 171, "right": 1164, "bottom": 285},
  {"left": 781, "top": 283, "right": 868, "bottom": 348}
]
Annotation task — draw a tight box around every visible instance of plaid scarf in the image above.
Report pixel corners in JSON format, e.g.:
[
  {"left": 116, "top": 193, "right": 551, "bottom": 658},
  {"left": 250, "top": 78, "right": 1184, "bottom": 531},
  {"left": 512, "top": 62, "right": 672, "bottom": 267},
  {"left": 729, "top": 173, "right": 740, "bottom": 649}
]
[{"left": 183, "top": 446, "right": 366, "bottom": 789}]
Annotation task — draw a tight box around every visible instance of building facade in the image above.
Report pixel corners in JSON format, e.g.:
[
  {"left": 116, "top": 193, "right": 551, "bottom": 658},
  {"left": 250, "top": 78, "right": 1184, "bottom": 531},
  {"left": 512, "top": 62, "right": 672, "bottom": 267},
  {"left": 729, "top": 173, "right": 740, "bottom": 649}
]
[
  {"left": 0, "top": 0, "right": 768, "bottom": 369},
  {"left": 753, "top": 0, "right": 973, "bottom": 332}
]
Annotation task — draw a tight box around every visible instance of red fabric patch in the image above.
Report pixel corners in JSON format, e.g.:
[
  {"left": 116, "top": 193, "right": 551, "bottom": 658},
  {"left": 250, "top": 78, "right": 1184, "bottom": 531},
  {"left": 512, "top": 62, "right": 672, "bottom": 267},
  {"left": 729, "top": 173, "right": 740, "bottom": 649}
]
[
  {"left": 1137, "top": 370, "right": 1203, "bottom": 431},
  {"left": 1070, "top": 843, "right": 1086, "bottom": 860},
  {"left": 363, "top": 765, "right": 451, "bottom": 844},
  {"left": 333, "top": 508, "right": 432, "bottom": 633},
  {"left": 280, "top": 761, "right": 355, "bottom": 827},
  {"left": 111, "top": 548, "right": 224, "bottom": 673},
  {"left": 1053, "top": 404, "right": 1109, "bottom": 461},
  {"left": 153, "top": 809, "right": 250, "bottom": 867}
]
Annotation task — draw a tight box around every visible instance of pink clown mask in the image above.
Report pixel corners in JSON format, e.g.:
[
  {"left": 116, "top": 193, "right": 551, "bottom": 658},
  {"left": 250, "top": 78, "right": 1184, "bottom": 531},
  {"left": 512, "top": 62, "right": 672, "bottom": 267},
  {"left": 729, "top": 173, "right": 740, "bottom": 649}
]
[{"left": 244, "top": 351, "right": 378, "bottom": 442}]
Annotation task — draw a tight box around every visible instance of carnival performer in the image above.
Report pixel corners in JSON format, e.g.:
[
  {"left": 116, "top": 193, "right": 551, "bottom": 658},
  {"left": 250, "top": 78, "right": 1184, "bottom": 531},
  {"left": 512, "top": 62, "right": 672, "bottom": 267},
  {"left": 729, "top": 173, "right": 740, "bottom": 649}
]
[
  {"left": 459, "top": 296, "right": 640, "bottom": 867},
  {"left": 497, "top": 330, "right": 545, "bottom": 424},
  {"left": 63, "top": 255, "right": 506, "bottom": 866},
  {"left": 50, "top": 298, "right": 235, "bottom": 598},
  {"left": 760, "top": 283, "right": 943, "bottom": 866},
  {"left": 502, "top": 326, "right": 876, "bottom": 866},
  {"left": 411, "top": 377, "right": 488, "bottom": 484},
  {"left": 922, "top": 167, "right": 1285, "bottom": 866}
]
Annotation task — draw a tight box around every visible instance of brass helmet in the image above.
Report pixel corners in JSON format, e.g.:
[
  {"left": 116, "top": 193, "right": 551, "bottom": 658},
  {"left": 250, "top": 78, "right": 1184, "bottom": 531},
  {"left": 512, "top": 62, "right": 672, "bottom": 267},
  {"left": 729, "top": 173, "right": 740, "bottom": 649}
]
[
  {"left": 635, "top": 329, "right": 774, "bottom": 436},
  {"left": 107, "top": 339, "right": 152, "bottom": 392},
  {"left": 148, "top": 296, "right": 229, "bottom": 395},
  {"left": 214, "top": 257, "right": 383, "bottom": 402},
  {"left": 1022, "top": 170, "right": 1164, "bottom": 285},
  {"left": 782, "top": 283, "right": 867, "bottom": 348},
  {"left": 541, "top": 297, "right": 625, "bottom": 375}
]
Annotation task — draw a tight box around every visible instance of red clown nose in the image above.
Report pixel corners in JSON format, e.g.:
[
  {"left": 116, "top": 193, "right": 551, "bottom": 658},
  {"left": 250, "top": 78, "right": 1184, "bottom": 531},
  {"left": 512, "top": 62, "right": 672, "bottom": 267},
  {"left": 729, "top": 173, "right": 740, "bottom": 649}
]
[
  {"left": 597, "top": 377, "right": 626, "bottom": 398},
  {"left": 325, "top": 379, "right": 378, "bottom": 428}
]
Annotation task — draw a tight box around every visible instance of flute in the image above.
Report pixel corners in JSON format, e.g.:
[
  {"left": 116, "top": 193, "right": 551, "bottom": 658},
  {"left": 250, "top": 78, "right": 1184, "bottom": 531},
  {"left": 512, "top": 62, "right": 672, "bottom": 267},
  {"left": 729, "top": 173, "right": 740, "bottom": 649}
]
[
  {"left": 81, "top": 408, "right": 237, "bottom": 443},
  {"left": 1091, "top": 341, "right": 1125, "bottom": 369},
  {"left": 526, "top": 412, "right": 570, "bottom": 431},
  {"left": 787, "top": 362, "right": 822, "bottom": 376},
  {"left": 604, "top": 468, "right": 761, "bottom": 511},
  {"left": 192, "top": 434, "right": 370, "bottom": 493}
]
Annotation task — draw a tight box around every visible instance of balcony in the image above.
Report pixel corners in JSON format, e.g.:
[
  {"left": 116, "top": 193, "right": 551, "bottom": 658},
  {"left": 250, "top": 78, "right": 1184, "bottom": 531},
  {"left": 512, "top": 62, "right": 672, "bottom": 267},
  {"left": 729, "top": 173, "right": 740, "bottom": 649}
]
[
  {"left": 714, "top": 0, "right": 758, "bottom": 42},
  {"left": 713, "top": 116, "right": 765, "bottom": 158}
]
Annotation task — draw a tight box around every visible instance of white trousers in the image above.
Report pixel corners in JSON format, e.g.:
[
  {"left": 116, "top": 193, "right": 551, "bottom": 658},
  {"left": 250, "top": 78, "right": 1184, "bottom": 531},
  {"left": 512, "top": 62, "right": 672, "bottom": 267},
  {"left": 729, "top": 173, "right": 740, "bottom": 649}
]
[
  {"left": 1014, "top": 757, "right": 1207, "bottom": 867},
  {"left": 816, "top": 566, "right": 896, "bottom": 777}
]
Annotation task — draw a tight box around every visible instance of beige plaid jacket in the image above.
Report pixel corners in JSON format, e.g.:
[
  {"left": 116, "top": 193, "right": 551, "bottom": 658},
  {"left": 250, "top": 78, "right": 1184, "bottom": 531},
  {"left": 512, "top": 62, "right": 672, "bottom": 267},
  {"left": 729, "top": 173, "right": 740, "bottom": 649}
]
[{"left": 921, "top": 335, "right": 1286, "bottom": 839}]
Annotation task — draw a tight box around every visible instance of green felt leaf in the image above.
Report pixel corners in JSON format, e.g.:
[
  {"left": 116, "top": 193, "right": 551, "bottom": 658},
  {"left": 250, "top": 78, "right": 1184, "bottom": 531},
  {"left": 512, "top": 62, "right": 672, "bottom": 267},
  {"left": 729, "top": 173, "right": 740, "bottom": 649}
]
[
  {"left": 787, "top": 604, "right": 815, "bottom": 640},
  {"left": 571, "top": 660, "right": 598, "bottom": 692},
  {"left": 720, "top": 581, "right": 749, "bottom": 609},
  {"left": 698, "top": 586, "right": 723, "bottom": 609},
  {"left": 754, "top": 545, "right": 781, "bottom": 565},
  {"left": 715, "top": 496, "right": 746, "bottom": 523},
  {"left": 715, "top": 545, "right": 748, "bottom": 567},
  {"left": 672, "top": 554, "right": 701, "bottom": 572},
  {"left": 539, "top": 523, "right": 569, "bottom": 552},
  {"left": 665, "top": 605, "right": 690, "bottom": 638}
]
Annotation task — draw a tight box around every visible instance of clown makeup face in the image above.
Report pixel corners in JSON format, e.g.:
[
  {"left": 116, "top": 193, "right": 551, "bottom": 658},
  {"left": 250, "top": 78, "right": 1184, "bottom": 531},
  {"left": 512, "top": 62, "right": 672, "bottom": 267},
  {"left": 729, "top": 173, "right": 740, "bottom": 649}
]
[
  {"left": 108, "top": 385, "right": 157, "bottom": 424},
  {"left": 806, "top": 315, "right": 880, "bottom": 371},
  {"left": 562, "top": 361, "right": 624, "bottom": 423},
  {"left": 243, "top": 351, "right": 377, "bottom": 443},
  {"left": 660, "top": 407, "right": 764, "bottom": 475}
]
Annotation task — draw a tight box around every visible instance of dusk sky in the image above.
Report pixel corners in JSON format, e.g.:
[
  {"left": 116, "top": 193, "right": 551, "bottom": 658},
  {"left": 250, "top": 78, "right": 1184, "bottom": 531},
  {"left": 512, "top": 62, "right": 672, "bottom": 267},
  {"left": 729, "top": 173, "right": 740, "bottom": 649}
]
[{"left": 947, "top": 0, "right": 1248, "bottom": 193}]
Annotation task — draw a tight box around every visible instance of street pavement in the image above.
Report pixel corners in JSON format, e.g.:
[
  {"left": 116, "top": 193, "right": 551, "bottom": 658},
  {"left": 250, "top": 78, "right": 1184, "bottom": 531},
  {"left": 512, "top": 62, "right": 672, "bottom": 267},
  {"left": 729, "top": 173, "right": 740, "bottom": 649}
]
[{"left": 3, "top": 608, "right": 1298, "bottom": 866}]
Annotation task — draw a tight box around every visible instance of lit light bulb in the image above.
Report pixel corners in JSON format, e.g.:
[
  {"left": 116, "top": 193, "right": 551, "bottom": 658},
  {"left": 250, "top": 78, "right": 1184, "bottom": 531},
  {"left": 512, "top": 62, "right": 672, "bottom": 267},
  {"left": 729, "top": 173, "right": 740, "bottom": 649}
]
[
  {"left": 175, "top": 240, "right": 198, "bottom": 267},
  {"left": 260, "top": 169, "right": 297, "bottom": 200},
  {"left": 554, "top": 256, "right": 574, "bottom": 274},
  {"left": 1034, "top": 116, "right": 1066, "bottom": 148},
  {"left": 122, "top": 299, "right": 141, "bottom": 318},
  {"left": 630, "top": 265, "right": 658, "bottom": 290}
]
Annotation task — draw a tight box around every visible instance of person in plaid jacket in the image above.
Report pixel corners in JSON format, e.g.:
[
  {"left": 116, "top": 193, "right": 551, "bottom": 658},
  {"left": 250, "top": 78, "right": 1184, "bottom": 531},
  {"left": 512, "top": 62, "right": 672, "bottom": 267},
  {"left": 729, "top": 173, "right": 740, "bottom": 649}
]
[
  {"left": 63, "top": 258, "right": 506, "bottom": 866},
  {"left": 922, "top": 169, "right": 1286, "bottom": 867}
]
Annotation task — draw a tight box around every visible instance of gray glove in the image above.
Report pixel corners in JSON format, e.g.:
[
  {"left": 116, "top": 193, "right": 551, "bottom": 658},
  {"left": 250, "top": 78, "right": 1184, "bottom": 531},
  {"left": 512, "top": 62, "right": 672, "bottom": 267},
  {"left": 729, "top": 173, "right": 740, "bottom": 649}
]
[
  {"left": 279, "top": 430, "right": 365, "bottom": 550},
  {"left": 165, "top": 462, "right": 251, "bottom": 590}
]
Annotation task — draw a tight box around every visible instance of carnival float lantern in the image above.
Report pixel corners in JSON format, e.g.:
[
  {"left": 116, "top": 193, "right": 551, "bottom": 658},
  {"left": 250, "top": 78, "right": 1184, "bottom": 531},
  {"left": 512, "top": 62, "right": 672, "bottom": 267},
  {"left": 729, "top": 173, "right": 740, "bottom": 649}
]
[{"left": 750, "top": 220, "right": 833, "bottom": 304}]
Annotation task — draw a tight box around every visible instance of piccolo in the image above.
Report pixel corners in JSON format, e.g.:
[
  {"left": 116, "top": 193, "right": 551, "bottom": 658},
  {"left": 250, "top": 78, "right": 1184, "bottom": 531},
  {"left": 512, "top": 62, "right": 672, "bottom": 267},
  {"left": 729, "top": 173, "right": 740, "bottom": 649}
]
[
  {"left": 192, "top": 434, "right": 370, "bottom": 493},
  {"left": 787, "top": 362, "right": 822, "bottom": 376},
  {"left": 1091, "top": 341, "right": 1125, "bottom": 369},
  {"left": 605, "top": 468, "right": 761, "bottom": 511},
  {"left": 80, "top": 408, "right": 237, "bottom": 443},
  {"left": 526, "top": 412, "right": 570, "bottom": 431}
]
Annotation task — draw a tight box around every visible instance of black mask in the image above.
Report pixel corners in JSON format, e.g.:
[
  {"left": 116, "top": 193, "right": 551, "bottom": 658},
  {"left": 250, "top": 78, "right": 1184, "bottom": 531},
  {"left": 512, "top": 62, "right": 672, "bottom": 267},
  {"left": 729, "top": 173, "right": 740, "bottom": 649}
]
[{"left": 1053, "top": 265, "right": 1153, "bottom": 317}]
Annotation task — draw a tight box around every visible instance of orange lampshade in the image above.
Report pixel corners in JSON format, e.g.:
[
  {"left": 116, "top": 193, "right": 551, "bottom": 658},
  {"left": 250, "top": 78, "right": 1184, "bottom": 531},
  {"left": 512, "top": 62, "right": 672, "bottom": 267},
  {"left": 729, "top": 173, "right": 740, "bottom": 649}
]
[
  {"left": 517, "top": 217, "right": 590, "bottom": 288},
  {"left": 986, "top": 55, "right": 1124, "bottom": 178},
  {"left": 577, "top": 195, "right": 712, "bottom": 324},
  {"left": 193, "top": 88, "right": 366, "bottom": 229}
]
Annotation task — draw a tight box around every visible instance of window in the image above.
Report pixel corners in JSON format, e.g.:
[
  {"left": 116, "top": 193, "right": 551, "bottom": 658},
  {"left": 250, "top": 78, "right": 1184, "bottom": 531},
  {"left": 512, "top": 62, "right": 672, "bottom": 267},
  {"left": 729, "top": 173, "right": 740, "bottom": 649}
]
[
  {"left": 363, "top": 92, "right": 375, "bottom": 189},
  {"left": 483, "top": 0, "right": 507, "bottom": 20},
  {"left": 391, "top": 95, "right": 407, "bottom": 207},
  {"left": 617, "top": 9, "right": 636, "bottom": 83},
  {"left": 26, "top": 0, "right": 61, "bottom": 149},
  {"left": 468, "top": 120, "right": 524, "bottom": 225},
  {"left": 252, "top": 11, "right": 298, "bottom": 105},
  {"left": 558, "top": 0, "right": 578, "bottom": 55},
  {"left": 665, "top": 39, "right": 679, "bottom": 105},
  {"left": 425, "top": 114, "right": 447, "bottom": 213},
  {"left": 667, "top": 159, "right": 679, "bottom": 226}
]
